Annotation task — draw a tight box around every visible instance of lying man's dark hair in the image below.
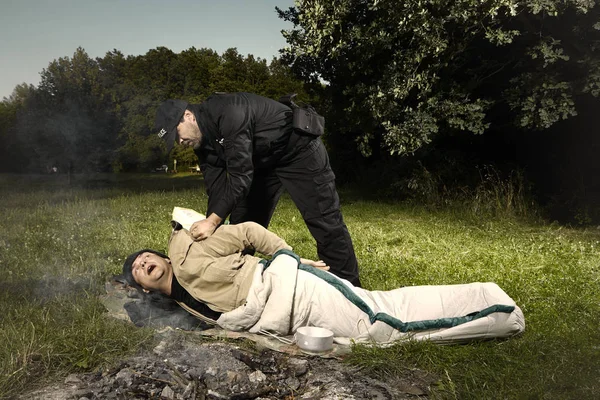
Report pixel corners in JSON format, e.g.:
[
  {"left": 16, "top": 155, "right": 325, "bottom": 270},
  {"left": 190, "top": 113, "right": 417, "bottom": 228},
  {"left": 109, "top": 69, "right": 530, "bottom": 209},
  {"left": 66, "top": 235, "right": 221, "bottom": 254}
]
[{"left": 122, "top": 249, "right": 168, "bottom": 291}]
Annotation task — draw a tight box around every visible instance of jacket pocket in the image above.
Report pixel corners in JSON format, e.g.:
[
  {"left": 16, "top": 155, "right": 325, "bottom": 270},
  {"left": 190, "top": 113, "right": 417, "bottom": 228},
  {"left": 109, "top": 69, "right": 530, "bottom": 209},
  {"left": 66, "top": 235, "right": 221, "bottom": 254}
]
[
  {"left": 168, "top": 230, "right": 195, "bottom": 264},
  {"left": 201, "top": 262, "right": 238, "bottom": 283}
]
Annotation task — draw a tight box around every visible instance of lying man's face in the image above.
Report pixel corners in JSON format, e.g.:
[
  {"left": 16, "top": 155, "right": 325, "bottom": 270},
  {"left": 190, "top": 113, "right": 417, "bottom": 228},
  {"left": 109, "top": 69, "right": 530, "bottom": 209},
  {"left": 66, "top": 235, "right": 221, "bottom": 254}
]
[{"left": 131, "top": 251, "right": 173, "bottom": 292}]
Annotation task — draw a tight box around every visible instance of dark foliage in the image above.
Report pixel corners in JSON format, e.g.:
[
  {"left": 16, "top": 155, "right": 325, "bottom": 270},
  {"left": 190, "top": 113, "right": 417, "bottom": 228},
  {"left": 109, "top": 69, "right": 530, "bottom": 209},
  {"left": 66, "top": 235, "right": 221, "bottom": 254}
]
[{"left": 277, "top": 0, "right": 600, "bottom": 223}]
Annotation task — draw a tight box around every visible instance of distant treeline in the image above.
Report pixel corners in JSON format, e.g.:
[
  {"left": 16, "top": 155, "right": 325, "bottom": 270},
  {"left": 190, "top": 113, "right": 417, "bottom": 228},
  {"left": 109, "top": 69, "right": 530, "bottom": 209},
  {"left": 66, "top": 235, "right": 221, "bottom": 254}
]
[
  {"left": 0, "top": 47, "right": 315, "bottom": 174},
  {"left": 1, "top": 0, "right": 600, "bottom": 223}
]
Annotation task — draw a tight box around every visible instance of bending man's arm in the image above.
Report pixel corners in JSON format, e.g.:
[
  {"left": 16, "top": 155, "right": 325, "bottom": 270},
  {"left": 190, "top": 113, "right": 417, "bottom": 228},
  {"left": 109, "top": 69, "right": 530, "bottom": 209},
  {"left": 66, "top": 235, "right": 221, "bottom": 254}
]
[
  {"left": 193, "top": 102, "right": 254, "bottom": 240},
  {"left": 192, "top": 162, "right": 225, "bottom": 239}
]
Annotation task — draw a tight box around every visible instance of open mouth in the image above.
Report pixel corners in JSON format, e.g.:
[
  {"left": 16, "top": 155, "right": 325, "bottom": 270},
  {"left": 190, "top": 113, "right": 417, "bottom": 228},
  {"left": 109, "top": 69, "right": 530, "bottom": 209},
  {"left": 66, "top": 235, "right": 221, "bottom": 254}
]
[{"left": 147, "top": 264, "right": 156, "bottom": 275}]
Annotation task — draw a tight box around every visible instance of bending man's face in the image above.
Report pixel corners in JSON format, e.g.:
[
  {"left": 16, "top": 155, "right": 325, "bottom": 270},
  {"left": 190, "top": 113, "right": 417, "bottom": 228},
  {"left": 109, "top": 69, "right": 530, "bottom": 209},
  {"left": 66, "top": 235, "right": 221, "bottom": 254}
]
[
  {"left": 131, "top": 252, "right": 172, "bottom": 292},
  {"left": 176, "top": 110, "right": 203, "bottom": 149}
]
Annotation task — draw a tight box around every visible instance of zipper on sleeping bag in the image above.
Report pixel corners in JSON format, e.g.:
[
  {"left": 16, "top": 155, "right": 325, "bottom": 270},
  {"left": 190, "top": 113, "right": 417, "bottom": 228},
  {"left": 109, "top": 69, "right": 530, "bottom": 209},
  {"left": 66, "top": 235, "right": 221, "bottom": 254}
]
[{"left": 262, "top": 249, "right": 515, "bottom": 333}]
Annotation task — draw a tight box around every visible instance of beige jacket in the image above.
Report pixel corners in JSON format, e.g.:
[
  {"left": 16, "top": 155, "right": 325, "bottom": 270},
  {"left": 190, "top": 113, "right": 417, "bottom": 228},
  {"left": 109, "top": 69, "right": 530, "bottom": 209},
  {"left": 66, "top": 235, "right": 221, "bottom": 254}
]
[{"left": 167, "top": 221, "right": 292, "bottom": 315}]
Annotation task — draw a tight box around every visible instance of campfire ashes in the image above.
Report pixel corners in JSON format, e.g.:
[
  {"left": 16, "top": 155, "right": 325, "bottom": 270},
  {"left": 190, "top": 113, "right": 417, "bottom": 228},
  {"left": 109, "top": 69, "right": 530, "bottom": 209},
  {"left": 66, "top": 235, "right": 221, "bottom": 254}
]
[{"left": 19, "top": 279, "right": 436, "bottom": 399}]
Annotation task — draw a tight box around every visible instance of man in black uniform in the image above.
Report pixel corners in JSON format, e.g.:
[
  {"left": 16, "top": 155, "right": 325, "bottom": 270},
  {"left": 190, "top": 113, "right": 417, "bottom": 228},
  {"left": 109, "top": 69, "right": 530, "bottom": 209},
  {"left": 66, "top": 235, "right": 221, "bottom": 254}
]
[{"left": 154, "top": 92, "right": 361, "bottom": 286}]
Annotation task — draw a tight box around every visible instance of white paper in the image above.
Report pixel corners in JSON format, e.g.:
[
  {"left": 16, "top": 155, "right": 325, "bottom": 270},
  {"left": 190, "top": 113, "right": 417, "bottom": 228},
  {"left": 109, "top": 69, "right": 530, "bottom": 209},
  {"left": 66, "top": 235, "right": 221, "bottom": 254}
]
[{"left": 172, "top": 207, "right": 206, "bottom": 231}]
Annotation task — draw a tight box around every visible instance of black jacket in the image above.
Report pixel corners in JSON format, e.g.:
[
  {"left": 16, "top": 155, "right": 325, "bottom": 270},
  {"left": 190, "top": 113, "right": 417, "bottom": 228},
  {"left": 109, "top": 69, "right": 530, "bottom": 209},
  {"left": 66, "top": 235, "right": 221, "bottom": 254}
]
[{"left": 193, "top": 92, "right": 311, "bottom": 219}]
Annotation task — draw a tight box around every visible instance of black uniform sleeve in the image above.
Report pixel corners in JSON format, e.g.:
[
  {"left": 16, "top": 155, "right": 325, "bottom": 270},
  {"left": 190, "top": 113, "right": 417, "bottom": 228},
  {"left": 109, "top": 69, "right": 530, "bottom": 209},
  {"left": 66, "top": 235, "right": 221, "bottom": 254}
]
[
  {"left": 199, "top": 162, "right": 227, "bottom": 217},
  {"left": 210, "top": 103, "right": 254, "bottom": 219}
]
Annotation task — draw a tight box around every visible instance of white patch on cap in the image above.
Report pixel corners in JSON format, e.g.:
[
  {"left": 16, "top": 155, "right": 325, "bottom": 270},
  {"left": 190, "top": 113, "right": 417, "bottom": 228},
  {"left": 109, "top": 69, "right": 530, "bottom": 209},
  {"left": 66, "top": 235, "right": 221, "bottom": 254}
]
[{"left": 158, "top": 128, "right": 167, "bottom": 138}]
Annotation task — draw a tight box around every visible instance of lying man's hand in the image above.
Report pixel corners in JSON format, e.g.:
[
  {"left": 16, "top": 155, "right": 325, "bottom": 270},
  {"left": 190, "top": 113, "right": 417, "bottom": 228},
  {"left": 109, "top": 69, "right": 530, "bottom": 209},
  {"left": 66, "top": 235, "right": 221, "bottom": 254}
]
[
  {"left": 190, "top": 219, "right": 217, "bottom": 240},
  {"left": 300, "top": 258, "right": 330, "bottom": 271}
]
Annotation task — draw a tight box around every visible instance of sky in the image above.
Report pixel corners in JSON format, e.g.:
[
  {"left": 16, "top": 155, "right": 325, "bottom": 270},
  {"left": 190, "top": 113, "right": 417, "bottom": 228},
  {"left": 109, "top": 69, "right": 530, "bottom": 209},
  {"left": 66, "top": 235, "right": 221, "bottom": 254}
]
[{"left": 0, "top": 0, "right": 296, "bottom": 99}]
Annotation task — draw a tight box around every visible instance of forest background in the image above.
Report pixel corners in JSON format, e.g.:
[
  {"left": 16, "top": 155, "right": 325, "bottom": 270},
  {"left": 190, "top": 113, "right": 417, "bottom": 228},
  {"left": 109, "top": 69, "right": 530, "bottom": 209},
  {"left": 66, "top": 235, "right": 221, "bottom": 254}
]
[{"left": 1, "top": 0, "right": 599, "bottom": 222}]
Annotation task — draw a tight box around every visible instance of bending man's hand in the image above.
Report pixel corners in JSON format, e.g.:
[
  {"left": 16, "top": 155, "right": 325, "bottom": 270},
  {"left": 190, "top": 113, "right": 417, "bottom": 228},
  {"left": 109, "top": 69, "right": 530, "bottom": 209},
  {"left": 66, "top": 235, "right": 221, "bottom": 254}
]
[
  {"left": 190, "top": 213, "right": 222, "bottom": 240},
  {"left": 300, "top": 258, "right": 330, "bottom": 271}
]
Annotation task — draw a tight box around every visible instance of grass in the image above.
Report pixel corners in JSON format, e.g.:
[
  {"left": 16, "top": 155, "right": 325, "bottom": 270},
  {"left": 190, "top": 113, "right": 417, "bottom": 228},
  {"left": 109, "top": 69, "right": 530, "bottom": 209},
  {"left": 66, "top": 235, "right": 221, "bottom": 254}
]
[{"left": 0, "top": 173, "right": 599, "bottom": 399}]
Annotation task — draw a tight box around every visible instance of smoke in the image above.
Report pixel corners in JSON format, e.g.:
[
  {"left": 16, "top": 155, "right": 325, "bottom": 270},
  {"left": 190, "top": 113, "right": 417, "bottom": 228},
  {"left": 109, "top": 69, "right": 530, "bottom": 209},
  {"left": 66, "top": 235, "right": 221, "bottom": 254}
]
[
  {"left": 2, "top": 273, "right": 208, "bottom": 331},
  {"left": 12, "top": 94, "right": 118, "bottom": 174},
  {"left": 1, "top": 274, "right": 97, "bottom": 304},
  {"left": 122, "top": 288, "right": 209, "bottom": 331}
]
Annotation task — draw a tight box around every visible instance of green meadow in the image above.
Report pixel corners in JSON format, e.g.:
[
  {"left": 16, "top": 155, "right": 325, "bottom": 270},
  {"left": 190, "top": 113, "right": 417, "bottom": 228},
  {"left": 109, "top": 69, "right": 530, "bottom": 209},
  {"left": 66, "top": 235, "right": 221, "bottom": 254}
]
[{"left": 0, "top": 173, "right": 598, "bottom": 399}]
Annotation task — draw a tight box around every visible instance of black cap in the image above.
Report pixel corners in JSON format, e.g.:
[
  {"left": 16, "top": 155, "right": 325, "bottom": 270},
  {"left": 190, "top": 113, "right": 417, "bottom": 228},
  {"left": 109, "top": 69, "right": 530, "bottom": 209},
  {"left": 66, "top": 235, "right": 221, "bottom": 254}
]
[{"left": 154, "top": 99, "right": 188, "bottom": 153}]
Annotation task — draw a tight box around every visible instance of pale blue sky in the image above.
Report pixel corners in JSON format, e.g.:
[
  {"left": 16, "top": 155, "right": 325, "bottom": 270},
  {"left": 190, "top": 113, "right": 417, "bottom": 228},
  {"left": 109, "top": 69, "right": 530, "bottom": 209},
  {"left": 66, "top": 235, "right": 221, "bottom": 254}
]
[{"left": 0, "top": 0, "right": 296, "bottom": 99}]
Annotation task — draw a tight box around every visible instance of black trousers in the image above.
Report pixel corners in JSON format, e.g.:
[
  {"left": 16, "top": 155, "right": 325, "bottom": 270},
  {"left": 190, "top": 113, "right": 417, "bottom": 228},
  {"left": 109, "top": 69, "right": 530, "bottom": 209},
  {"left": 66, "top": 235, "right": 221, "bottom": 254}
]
[{"left": 229, "top": 138, "right": 361, "bottom": 287}]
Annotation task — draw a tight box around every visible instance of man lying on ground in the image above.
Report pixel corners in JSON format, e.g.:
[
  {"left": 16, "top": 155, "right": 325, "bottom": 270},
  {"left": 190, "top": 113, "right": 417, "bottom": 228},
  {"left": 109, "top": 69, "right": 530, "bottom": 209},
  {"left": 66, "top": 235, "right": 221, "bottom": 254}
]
[{"left": 123, "top": 221, "right": 525, "bottom": 344}]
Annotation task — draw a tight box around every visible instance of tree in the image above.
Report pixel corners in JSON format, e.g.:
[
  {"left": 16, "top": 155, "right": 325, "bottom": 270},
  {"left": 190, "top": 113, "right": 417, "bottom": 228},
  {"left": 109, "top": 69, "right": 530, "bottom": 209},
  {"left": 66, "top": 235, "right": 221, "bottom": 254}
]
[
  {"left": 1, "top": 45, "right": 315, "bottom": 173},
  {"left": 112, "top": 47, "right": 318, "bottom": 172},
  {"left": 262, "top": 58, "right": 314, "bottom": 101},
  {"left": 17, "top": 47, "right": 121, "bottom": 172},
  {"left": 0, "top": 84, "right": 36, "bottom": 171},
  {"left": 175, "top": 47, "right": 221, "bottom": 101},
  {"left": 278, "top": 0, "right": 600, "bottom": 156}
]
